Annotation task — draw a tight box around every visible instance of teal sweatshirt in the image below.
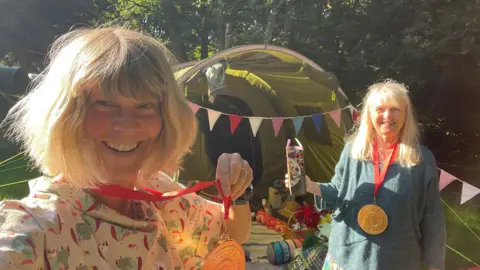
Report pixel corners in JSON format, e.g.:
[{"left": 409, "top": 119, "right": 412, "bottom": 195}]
[{"left": 318, "top": 143, "right": 446, "bottom": 270}]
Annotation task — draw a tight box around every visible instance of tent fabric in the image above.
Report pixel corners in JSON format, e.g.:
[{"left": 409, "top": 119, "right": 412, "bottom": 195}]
[{"left": 173, "top": 45, "right": 354, "bottom": 204}]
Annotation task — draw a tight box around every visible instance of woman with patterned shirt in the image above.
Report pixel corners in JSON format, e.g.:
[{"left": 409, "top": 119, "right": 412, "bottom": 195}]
[{"left": 0, "top": 27, "right": 253, "bottom": 270}]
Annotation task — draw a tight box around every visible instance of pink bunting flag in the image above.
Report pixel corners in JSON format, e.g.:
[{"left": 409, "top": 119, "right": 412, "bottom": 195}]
[
  {"left": 329, "top": 109, "right": 342, "bottom": 128},
  {"left": 460, "top": 182, "right": 480, "bottom": 205},
  {"left": 271, "top": 117, "right": 284, "bottom": 137},
  {"left": 229, "top": 115, "right": 242, "bottom": 134},
  {"left": 439, "top": 170, "right": 457, "bottom": 191},
  {"left": 207, "top": 110, "right": 221, "bottom": 131},
  {"left": 189, "top": 102, "right": 200, "bottom": 114}
]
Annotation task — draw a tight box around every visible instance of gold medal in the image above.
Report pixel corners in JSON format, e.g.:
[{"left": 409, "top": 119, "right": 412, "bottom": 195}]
[
  {"left": 357, "top": 204, "right": 388, "bottom": 235},
  {"left": 202, "top": 233, "right": 245, "bottom": 269},
  {"left": 357, "top": 140, "right": 398, "bottom": 235}
]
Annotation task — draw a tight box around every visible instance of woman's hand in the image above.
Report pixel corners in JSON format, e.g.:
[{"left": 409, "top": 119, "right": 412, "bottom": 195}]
[
  {"left": 284, "top": 174, "right": 321, "bottom": 196},
  {"left": 216, "top": 153, "right": 253, "bottom": 200}
]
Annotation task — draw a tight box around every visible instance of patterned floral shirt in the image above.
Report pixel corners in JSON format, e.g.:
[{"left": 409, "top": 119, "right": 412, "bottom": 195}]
[{"left": 0, "top": 173, "right": 225, "bottom": 270}]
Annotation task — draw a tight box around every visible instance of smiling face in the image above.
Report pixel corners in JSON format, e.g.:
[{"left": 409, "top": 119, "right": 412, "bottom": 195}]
[
  {"left": 369, "top": 95, "right": 406, "bottom": 142},
  {"left": 84, "top": 88, "right": 162, "bottom": 181}
]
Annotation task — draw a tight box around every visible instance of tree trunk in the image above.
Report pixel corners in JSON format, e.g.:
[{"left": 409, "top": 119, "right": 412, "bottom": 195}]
[
  {"left": 160, "top": 0, "right": 188, "bottom": 61},
  {"left": 225, "top": 22, "right": 233, "bottom": 49},
  {"left": 217, "top": 15, "right": 226, "bottom": 52},
  {"left": 199, "top": 3, "right": 210, "bottom": 59},
  {"left": 264, "top": 0, "right": 285, "bottom": 44},
  {"left": 264, "top": 9, "right": 277, "bottom": 44}
]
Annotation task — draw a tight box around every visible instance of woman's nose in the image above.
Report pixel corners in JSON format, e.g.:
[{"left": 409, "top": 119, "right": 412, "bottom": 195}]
[
  {"left": 383, "top": 110, "right": 392, "bottom": 118},
  {"left": 112, "top": 110, "right": 140, "bottom": 134}
]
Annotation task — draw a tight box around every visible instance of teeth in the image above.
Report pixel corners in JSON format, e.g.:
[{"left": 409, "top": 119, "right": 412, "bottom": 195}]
[{"left": 106, "top": 143, "right": 138, "bottom": 152}]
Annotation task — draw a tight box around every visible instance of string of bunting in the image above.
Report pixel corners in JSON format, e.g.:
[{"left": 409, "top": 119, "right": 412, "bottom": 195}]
[
  {"left": 189, "top": 101, "right": 479, "bottom": 205},
  {"left": 188, "top": 101, "right": 359, "bottom": 137}
]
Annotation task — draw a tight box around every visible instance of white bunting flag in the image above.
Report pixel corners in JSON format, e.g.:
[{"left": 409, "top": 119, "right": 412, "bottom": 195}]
[
  {"left": 207, "top": 110, "right": 222, "bottom": 131},
  {"left": 460, "top": 182, "right": 480, "bottom": 205},
  {"left": 249, "top": 117, "right": 263, "bottom": 137}
]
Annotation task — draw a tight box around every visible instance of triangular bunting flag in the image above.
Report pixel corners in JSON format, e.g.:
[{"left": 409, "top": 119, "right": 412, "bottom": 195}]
[
  {"left": 292, "top": 117, "right": 304, "bottom": 135},
  {"left": 189, "top": 102, "right": 200, "bottom": 114},
  {"left": 460, "top": 182, "right": 480, "bottom": 204},
  {"left": 439, "top": 170, "right": 457, "bottom": 191},
  {"left": 271, "top": 117, "right": 284, "bottom": 137},
  {"left": 329, "top": 109, "right": 342, "bottom": 128},
  {"left": 207, "top": 110, "right": 221, "bottom": 131},
  {"left": 311, "top": 114, "right": 322, "bottom": 133},
  {"left": 229, "top": 115, "right": 242, "bottom": 134},
  {"left": 249, "top": 117, "right": 263, "bottom": 137},
  {"left": 349, "top": 105, "right": 360, "bottom": 122}
]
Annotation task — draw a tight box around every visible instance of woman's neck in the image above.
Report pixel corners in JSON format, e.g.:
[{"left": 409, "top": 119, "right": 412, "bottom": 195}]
[
  {"left": 376, "top": 134, "right": 398, "bottom": 149},
  {"left": 89, "top": 174, "right": 137, "bottom": 218}
]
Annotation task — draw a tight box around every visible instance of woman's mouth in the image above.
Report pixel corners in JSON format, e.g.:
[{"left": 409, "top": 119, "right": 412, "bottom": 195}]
[{"left": 103, "top": 142, "right": 141, "bottom": 152}]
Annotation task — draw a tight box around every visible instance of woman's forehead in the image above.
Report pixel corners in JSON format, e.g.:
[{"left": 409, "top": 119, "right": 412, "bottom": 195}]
[
  {"left": 369, "top": 94, "right": 404, "bottom": 109},
  {"left": 87, "top": 87, "right": 159, "bottom": 101}
]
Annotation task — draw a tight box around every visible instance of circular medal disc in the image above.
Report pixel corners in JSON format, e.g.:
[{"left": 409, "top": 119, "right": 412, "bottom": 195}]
[
  {"left": 203, "top": 239, "right": 246, "bottom": 270},
  {"left": 357, "top": 204, "right": 388, "bottom": 235}
]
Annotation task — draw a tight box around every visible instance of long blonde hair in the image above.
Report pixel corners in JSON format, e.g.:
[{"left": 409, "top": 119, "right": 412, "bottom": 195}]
[
  {"left": 3, "top": 27, "right": 197, "bottom": 187},
  {"left": 348, "top": 79, "right": 422, "bottom": 167}
]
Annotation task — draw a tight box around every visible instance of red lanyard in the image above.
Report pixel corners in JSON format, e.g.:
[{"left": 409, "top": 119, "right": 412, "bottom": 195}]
[
  {"left": 90, "top": 179, "right": 232, "bottom": 220},
  {"left": 372, "top": 140, "right": 398, "bottom": 200}
]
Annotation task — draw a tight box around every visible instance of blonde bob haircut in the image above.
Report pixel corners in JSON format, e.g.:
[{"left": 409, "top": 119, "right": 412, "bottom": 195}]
[
  {"left": 348, "top": 79, "right": 422, "bottom": 167},
  {"left": 4, "top": 27, "right": 197, "bottom": 188}
]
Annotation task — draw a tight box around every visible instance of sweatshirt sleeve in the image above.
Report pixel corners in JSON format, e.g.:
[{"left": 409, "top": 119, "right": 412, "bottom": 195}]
[
  {"left": 420, "top": 161, "right": 446, "bottom": 269},
  {"left": 319, "top": 143, "right": 350, "bottom": 206},
  {"left": 0, "top": 200, "right": 45, "bottom": 270}
]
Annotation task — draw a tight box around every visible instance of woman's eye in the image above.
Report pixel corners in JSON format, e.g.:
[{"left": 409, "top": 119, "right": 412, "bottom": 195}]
[
  {"left": 137, "top": 103, "right": 155, "bottom": 109},
  {"left": 95, "top": 100, "right": 114, "bottom": 107}
]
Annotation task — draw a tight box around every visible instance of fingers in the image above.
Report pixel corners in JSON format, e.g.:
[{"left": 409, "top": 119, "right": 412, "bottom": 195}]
[
  {"left": 216, "top": 153, "right": 243, "bottom": 197},
  {"left": 231, "top": 161, "right": 253, "bottom": 200},
  {"left": 216, "top": 153, "right": 232, "bottom": 197}
]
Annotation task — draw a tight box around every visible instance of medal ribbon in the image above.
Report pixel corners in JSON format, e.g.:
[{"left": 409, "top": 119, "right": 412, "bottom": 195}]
[
  {"left": 90, "top": 179, "right": 232, "bottom": 220},
  {"left": 372, "top": 140, "right": 398, "bottom": 200}
]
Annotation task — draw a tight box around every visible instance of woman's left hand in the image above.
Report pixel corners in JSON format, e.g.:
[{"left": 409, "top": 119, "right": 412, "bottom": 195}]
[{"left": 216, "top": 153, "right": 253, "bottom": 200}]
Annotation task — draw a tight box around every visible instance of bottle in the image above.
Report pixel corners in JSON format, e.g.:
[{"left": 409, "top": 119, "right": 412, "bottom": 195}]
[{"left": 286, "top": 138, "right": 307, "bottom": 196}]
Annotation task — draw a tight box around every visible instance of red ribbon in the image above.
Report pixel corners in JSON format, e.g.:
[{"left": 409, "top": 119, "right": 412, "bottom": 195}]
[
  {"left": 90, "top": 179, "right": 232, "bottom": 220},
  {"left": 372, "top": 140, "right": 398, "bottom": 199}
]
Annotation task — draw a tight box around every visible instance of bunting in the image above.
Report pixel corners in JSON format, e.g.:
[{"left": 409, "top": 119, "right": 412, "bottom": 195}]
[
  {"left": 461, "top": 182, "right": 480, "bottom": 205},
  {"left": 229, "top": 115, "right": 242, "bottom": 134},
  {"left": 189, "top": 101, "right": 353, "bottom": 136},
  {"left": 329, "top": 109, "right": 342, "bottom": 127},
  {"left": 311, "top": 114, "right": 323, "bottom": 133},
  {"left": 190, "top": 101, "right": 480, "bottom": 204},
  {"left": 439, "top": 170, "right": 457, "bottom": 191},
  {"left": 292, "top": 116, "right": 304, "bottom": 136},
  {"left": 438, "top": 169, "right": 480, "bottom": 205},
  {"left": 271, "top": 117, "right": 284, "bottom": 137},
  {"left": 207, "top": 110, "right": 221, "bottom": 131},
  {"left": 189, "top": 102, "right": 200, "bottom": 114},
  {"left": 249, "top": 117, "right": 263, "bottom": 137},
  {"left": 349, "top": 105, "right": 360, "bottom": 122}
]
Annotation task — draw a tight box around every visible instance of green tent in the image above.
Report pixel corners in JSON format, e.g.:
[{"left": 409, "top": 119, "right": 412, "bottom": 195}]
[{"left": 173, "top": 45, "right": 355, "bottom": 204}]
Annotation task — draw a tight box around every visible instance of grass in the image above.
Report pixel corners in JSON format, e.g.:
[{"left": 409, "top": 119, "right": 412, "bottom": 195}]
[
  {"left": 0, "top": 150, "right": 40, "bottom": 199},
  {"left": 0, "top": 152, "right": 478, "bottom": 269}
]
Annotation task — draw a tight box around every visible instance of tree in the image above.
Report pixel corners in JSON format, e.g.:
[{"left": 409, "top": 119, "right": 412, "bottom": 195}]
[{"left": 0, "top": 0, "right": 104, "bottom": 70}]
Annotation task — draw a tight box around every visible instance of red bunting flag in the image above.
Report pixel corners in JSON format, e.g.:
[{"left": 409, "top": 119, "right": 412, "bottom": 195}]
[{"left": 229, "top": 115, "right": 242, "bottom": 134}]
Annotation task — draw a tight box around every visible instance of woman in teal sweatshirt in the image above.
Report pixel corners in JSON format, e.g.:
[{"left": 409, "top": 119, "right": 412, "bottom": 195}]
[{"left": 304, "top": 80, "right": 445, "bottom": 270}]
